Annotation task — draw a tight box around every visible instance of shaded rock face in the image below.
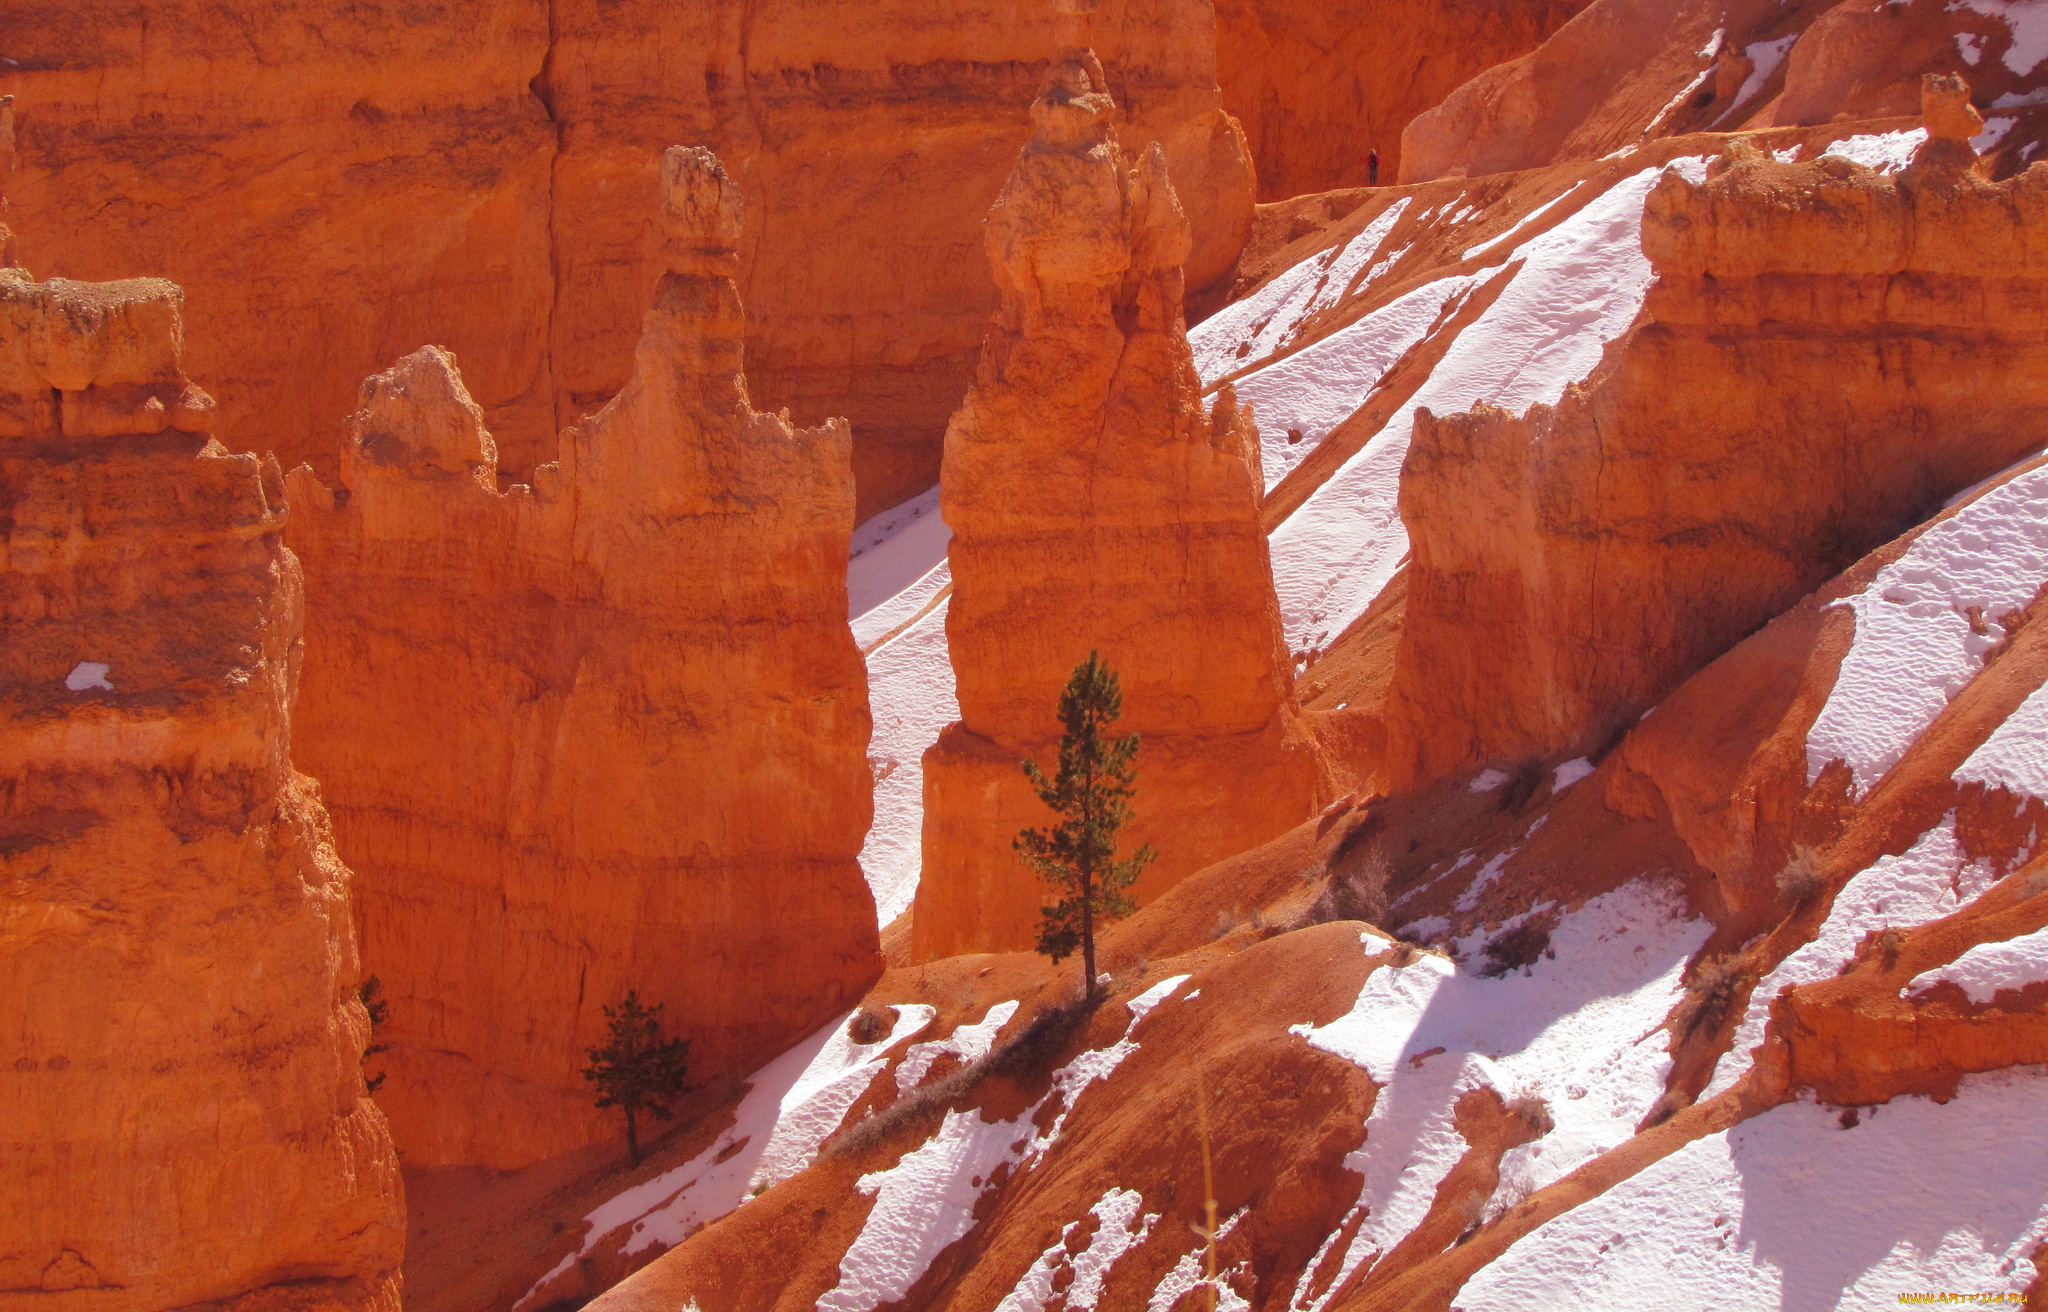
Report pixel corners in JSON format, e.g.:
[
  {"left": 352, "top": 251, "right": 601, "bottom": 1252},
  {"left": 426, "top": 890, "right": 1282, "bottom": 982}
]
[
  {"left": 1215, "top": 0, "right": 1588, "bottom": 199},
  {"left": 1383, "top": 131, "right": 2048, "bottom": 790},
  {"left": 914, "top": 26, "right": 1319, "bottom": 960},
  {"left": 0, "top": 271, "right": 403, "bottom": 1311},
  {"left": 285, "top": 148, "right": 881, "bottom": 1170},
  {"left": 0, "top": 0, "right": 1252, "bottom": 521}
]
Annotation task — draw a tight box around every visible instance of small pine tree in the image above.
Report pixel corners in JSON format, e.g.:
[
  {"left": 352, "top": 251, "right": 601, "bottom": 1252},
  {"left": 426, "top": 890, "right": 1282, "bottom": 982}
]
[
  {"left": 1015, "top": 651, "right": 1157, "bottom": 1000},
  {"left": 582, "top": 991, "right": 690, "bottom": 1167},
  {"left": 358, "top": 975, "right": 389, "bottom": 1096}
]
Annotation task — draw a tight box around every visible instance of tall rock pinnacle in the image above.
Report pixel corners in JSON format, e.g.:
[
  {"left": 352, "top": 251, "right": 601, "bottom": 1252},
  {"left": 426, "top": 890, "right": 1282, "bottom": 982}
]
[
  {"left": 285, "top": 146, "right": 881, "bottom": 1170},
  {"left": 913, "top": 13, "right": 1322, "bottom": 959},
  {"left": 0, "top": 259, "right": 403, "bottom": 1306}
]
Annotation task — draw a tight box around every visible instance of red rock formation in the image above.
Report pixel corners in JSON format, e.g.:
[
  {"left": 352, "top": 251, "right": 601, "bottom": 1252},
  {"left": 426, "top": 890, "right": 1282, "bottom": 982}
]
[
  {"left": 1399, "top": 0, "right": 2048, "bottom": 185},
  {"left": 0, "top": 267, "right": 402, "bottom": 1309},
  {"left": 284, "top": 147, "right": 880, "bottom": 1170},
  {"left": 0, "top": 0, "right": 1253, "bottom": 520},
  {"left": 1215, "top": 0, "right": 1589, "bottom": 199},
  {"left": 913, "top": 13, "right": 1320, "bottom": 960},
  {"left": 1381, "top": 117, "right": 2048, "bottom": 790}
]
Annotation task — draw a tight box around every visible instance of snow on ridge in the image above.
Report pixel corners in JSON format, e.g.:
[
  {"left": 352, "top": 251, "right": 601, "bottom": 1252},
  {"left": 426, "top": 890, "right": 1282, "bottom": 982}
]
[
  {"left": 1804, "top": 459, "right": 2048, "bottom": 797},
  {"left": 1908, "top": 925, "right": 2048, "bottom": 1003},
  {"left": 816, "top": 975, "right": 1192, "bottom": 1312},
  {"left": 858, "top": 597, "right": 958, "bottom": 926},
  {"left": 571, "top": 1003, "right": 936, "bottom": 1263},
  {"left": 1705, "top": 817, "right": 2000, "bottom": 1098},
  {"left": 1715, "top": 34, "right": 1801, "bottom": 125},
  {"left": 849, "top": 484, "right": 950, "bottom": 622},
  {"left": 995, "top": 1188, "right": 1159, "bottom": 1312},
  {"left": 1819, "top": 127, "right": 1930, "bottom": 174},
  {"left": 1951, "top": 0, "right": 2048, "bottom": 76},
  {"left": 1191, "top": 198, "right": 1412, "bottom": 385},
  {"left": 1264, "top": 157, "right": 1710, "bottom": 658},
  {"left": 895, "top": 999, "right": 1020, "bottom": 1094},
  {"left": 1288, "top": 881, "right": 1707, "bottom": 1310},
  {"left": 1457, "top": 1067, "right": 2048, "bottom": 1310},
  {"left": 1955, "top": 680, "right": 2048, "bottom": 800}
]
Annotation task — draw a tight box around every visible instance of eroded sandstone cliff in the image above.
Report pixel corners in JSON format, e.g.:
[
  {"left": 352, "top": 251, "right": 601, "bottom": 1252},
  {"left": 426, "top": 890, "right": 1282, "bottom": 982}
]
[
  {"left": 284, "top": 147, "right": 880, "bottom": 1171},
  {"left": 1382, "top": 88, "right": 2048, "bottom": 789},
  {"left": 0, "top": 0, "right": 1253, "bottom": 520},
  {"left": 912, "top": 11, "right": 1320, "bottom": 961},
  {"left": 0, "top": 267, "right": 403, "bottom": 1310}
]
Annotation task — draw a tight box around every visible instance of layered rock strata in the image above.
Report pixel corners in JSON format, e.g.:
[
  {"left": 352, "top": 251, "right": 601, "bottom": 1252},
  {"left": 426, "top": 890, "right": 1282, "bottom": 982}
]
[
  {"left": 285, "top": 148, "right": 879, "bottom": 1170},
  {"left": 0, "top": 268, "right": 403, "bottom": 1309},
  {"left": 0, "top": 0, "right": 1254, "bottom": 519},
  {"left": 1215, "top": 0, "right": 1588, "bottom": 198},
  {"left": 914, "top": 16, "right": 1319, "bottom": 960},
  {"left": 1383, "top": 106, "right": 2048, "bottom": 789}
]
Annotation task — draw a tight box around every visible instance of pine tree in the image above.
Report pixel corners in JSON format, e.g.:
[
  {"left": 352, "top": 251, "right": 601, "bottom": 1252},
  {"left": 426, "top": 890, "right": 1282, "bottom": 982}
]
[
  {"left": 1015, "top": 651, "right": 1157, "bottom": 1000},
  {"left": 581, "top": 991, "right": 690, "bottom": 1167},
  {"left": 358, "top": 975, "right": 389, "bottom": 1096}
]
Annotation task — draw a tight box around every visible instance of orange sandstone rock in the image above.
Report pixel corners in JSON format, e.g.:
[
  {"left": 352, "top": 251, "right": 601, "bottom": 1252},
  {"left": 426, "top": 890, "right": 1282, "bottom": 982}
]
[
  {"left": 0, "top": 269, "right": 402, "bottom": 1310},
  {"left": 1382, "top": 131, "right": 2048, "bottom": 791},
  {"left": 285, "top": 148, "right": 880, "bottom": 1170},
  {"left": 913, "top": 19, "right": 1320, "bottom": 961},
  {"left": 1215, "top": 0, "right": 1588, "bottom": 199},
  {"left": 0, "top": 0, "right": 1253, "bottom": 521}
]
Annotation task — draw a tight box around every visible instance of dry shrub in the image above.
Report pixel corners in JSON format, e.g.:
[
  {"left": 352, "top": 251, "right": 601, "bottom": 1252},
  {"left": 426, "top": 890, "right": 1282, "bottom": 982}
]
[
  {"left": 1776, "top": 845, "right": 1826, "bottom": 910},
  {"left": 847, "top": 1006, "right": 890, "bottom": 1046},
  {"left": 1673, "top": 953, "right": 1748, "bottom": 1042},
  {"left": 1480, "top": 913, "right": 1557, "bottom": 978},
  {"left": 1306, "top": 841, "right": 1392, "bottom": 928}
]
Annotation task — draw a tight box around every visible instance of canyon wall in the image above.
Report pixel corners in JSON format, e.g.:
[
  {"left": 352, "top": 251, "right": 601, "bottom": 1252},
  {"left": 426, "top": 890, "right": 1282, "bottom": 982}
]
[
  {"left": 913, "top": 16, "right": 1319, "bottom": 961},
  {"left": 1382, "top": 106, "right": 2048, "bottom": 788},
  {"left": 284, "top": 148, "right": 880, "bottom": 1171},
  {"left": 0, "top": 0, "right": 1253, "bottom": 520},
  {"left": 1215, "top": 0, "right": 1588, "bottom": 199},
  {"left": 1400, "top": 0, "right": 2048, "bottom": 184},
  {"left": 0, "top": 269, "right": 402, "bottom": 1310}
]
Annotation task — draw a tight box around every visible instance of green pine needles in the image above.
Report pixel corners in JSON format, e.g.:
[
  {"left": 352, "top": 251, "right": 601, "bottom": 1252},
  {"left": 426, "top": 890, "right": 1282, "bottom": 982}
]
[
  {"left": 1016, "top": 651, "right": 1157, "bottom": 999},
  {"left": 582, "top": 990, "right": 690, "bottom": 1167}
]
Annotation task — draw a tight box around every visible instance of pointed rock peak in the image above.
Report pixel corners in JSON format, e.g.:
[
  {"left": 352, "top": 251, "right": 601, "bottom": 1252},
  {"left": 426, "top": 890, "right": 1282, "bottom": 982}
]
[
  {"left": 1922, "top": 72, "right": 1984, "bottom": 144},
  {"left": 346, "top": 345, "right": 497, "bottom": 481},
  {"left": 661, "top": 145, "right": 744, "bottom": 278},
  {"left": 1129, "top": 141, "right": 1192, "bottom": 275},
  {"left": 1034, "top": 0, "right": 1115, "bottom": 148}
]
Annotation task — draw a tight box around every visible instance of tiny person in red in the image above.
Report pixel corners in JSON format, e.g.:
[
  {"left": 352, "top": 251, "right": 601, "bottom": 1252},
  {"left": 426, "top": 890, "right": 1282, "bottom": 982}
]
[{"left": 1367, "top": 146, "right": 1380, "bottom": 186}]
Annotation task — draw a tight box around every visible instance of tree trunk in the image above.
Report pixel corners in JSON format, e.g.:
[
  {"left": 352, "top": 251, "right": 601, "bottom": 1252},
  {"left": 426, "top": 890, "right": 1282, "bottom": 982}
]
[
  {"left": 1081, "top": 864, "right": 1097, "bottom": 1000},
  {"left": 626, "top": 1105, "right": 641, "bottom": 1167}
]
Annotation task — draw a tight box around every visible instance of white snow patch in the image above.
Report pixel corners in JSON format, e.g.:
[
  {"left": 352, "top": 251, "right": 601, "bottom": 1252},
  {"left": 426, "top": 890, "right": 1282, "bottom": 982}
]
[
  {"left": 1265, "top": 158, "right": 1709, "bottom": 655},
  {"left": 895, "top": 1000, "right": 1019, "bottom": 1094},
  {"left": 1706, "top": 817, "right": 2000, "bottom": 1097},
  {"left": 1456, "top": 1068, "right": 2048, "bottom": 1310},
  {"left": 1992, "top": 87, "right": 2048, "bottom": 108},
  {"left": 1804, "top": 459, "right": 2048, "bottom": 796},
  {"left": 1717, "top": 35, "right": 1802, "bottom": 124},
  {"left": 1459, "top": 188, "right": 1578, "bottom": 262},
  {"left": 849, "top": 485, "right": 949, "bottom": 621},
  {"left": 1149, "top": 1251, "right": 1253, "bottom": 1312},
  {"left": 1820, "top": 128, "right": 1929, "bottom": 173},
  {"left": 1471, "top": 769, "right": 1511, "bottom": 793},
  {"left": 1231, "top": 275, "right": 1468, "bottom": 489},
  {"left": 1959, "top": 30, "right": 1989, "bottom": 64},
  {"left": 1956, "top": 680, "right": 2048, "bottom": 800},
  {"left": 1974, "top": 114, "right": 2019, "bottom": 152},
  {"left": 577, "top": 1004, "right": 934, "bottom": 1258},
  {"left": 1191, "top": 199, "right": 1413, "bottom": 384},
  {"left": 994, "top": 1188, "right": 1158, "bottom": 1312},
  {"left": 817, "top": 976, "right": 1190, "bottom": 1311},
  {"left": 1698, "top": 28, "right": 1725, "bottom": 59},
  {"left": 1951, "top": 0, "right": 2048, "bottom": 76},
  {"left": 1289, "top": 881, "right": 1709, "bottom": 1308},
  {"left": 1908, "top": 925, "right": 2048, "bottom": 1003},
  {"left": 1552, "top": 758, "right": 1594, "bottom": 792},
  {"left": 859, "top": 596, "right": 959, "bottom": 925},
  {"left": 64, "top": 661, "right": 113, "bottom": 692}
]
